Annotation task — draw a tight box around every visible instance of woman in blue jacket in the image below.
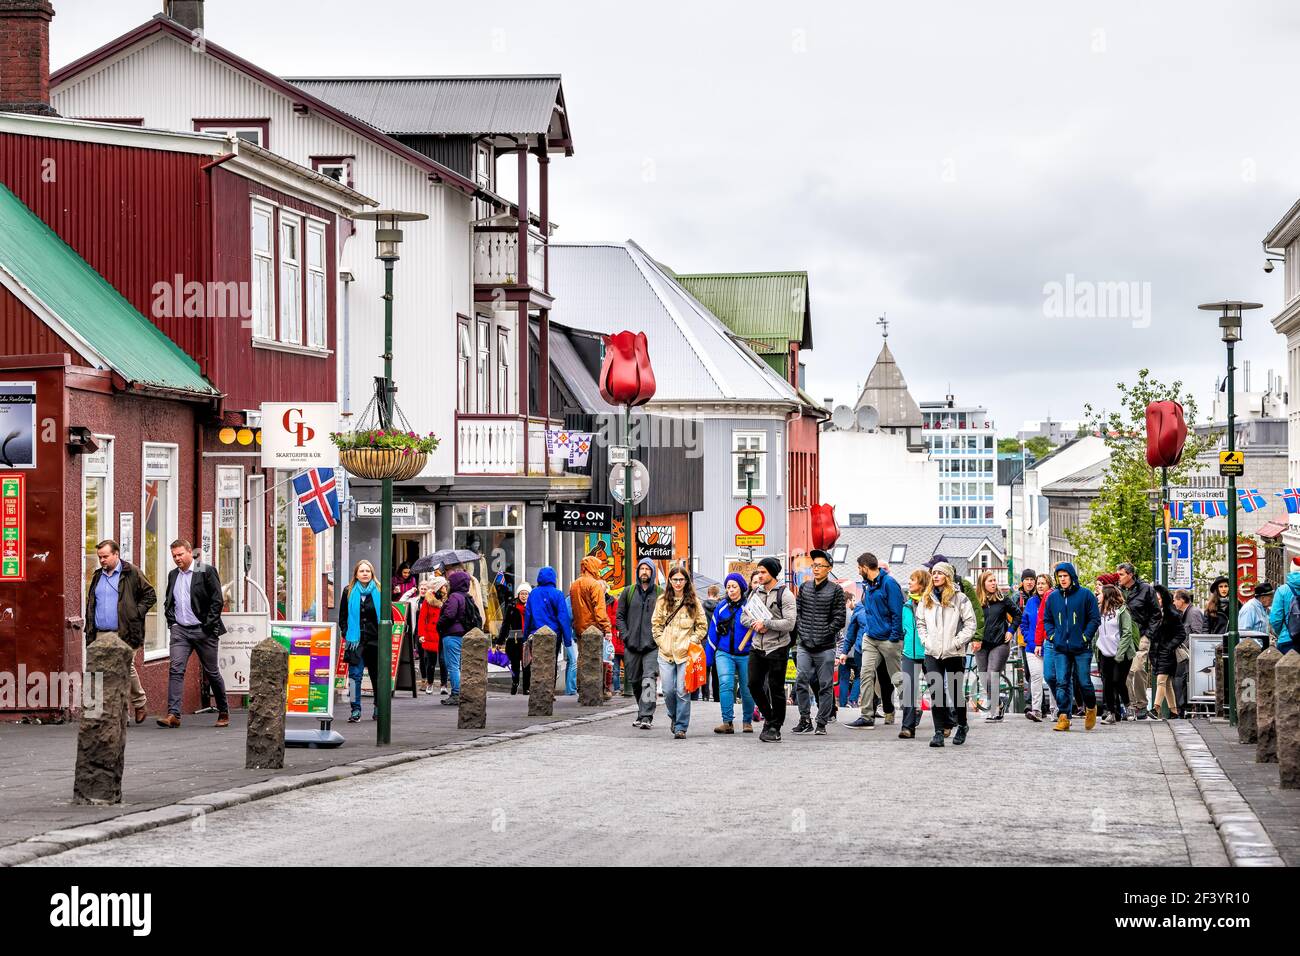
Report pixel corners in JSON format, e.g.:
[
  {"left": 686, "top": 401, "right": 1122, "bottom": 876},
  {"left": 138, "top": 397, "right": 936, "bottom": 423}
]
[{"left": 709, "top": 573, "right": 756, "bottom": 734}]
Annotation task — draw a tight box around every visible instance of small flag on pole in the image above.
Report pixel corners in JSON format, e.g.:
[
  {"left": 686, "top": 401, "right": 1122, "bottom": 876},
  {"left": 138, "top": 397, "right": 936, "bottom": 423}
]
[
  {"left": 1168, "top": 501, "right": 1186, "bottom": 522},
  {"left": 291, "top": 467, "right": 340, "bottom": 534},
  {"left": 1277, "top": 488, "right": 1300, "bottom": 515},
  {"left": 1238, "top": 488, "right": 1266, "bottom": 513}
]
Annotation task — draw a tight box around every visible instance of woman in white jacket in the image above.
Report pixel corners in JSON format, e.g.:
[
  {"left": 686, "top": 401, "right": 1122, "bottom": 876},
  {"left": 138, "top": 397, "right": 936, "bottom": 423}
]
[{"left": 916, "top": 561, "right": 977, "bottom": 748}]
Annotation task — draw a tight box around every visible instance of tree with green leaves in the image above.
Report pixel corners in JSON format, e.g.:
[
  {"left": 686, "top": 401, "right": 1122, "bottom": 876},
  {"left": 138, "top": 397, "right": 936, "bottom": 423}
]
[
  {"left": 998, "top": 437, "right": 1023, "bottom": 454},
  {"left": 1024, "top": 436, "right": 1054, "bottom": 461},
  {"left": 1064, "top": 369, "right": 1220, "bottom": 586}
]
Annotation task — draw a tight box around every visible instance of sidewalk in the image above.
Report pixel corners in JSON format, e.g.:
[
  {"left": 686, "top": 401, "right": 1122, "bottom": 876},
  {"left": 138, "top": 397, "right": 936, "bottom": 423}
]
[
  {"left": 0, "top": 689, "right": 623, "bottom": 849},
  {"left": 1193, "top": 719, "right": 1300, "bottom": 866}
]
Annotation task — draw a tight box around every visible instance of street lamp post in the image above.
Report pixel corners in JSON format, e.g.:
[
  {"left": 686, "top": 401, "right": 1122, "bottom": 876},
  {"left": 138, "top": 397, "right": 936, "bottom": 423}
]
[
  {"left": 351, "top": 209, "right": 428, "bottom": 746},
  {"left": 1198, "top": 300, "right": 1262, "bottom": 727}
]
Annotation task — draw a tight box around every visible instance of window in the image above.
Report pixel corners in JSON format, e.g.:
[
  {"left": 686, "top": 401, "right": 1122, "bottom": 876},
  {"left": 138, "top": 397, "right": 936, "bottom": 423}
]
[
  {"left": 251, "top": 203, "right": 274, "bottom": 339},
  {"left": 82, "top": 437, "right": 113, "bottom": 600},
  {"left": 454, "top": 502, "right": 523, "bottom": 598},
  {"left": 306, "top": 222, "right": 327, "bottom": 349},
  {"left": 194, "top": 120, "right": 267, "bottom": 146},
  {"left": 476, "top": 317, "right": 491, "bottom": 412},
  {"left": 311, "top": 156, "right": 353, "bottom": 187},
  {"left": 889, "top": 544, "right": 907, "bottom": 564},
  {"left": 733, "top": 431, "right": 767, "bottom": 497},
  {"left": 457, "top": 317, "right": 473, "bottom": 412},
  {"left": 215, "top": 466, "right": 243, "bottom": 612},
  {"left": 474, "top": 142, "right": 494, "bottom": 221},
  {"left": 496, "top": 326, "right": 513, "bottom": 414},
  {"left": 279, "top": 213, "right": 302, "bottom": 344},
  {"left": 849, "top": 513, "right": 869, "bottom": 528},
  {"left": 141, "top": 444, "right": 178, "bottom": 660},
  {"left": 273, "top": 472, "right": 330, "bottom": 622}
]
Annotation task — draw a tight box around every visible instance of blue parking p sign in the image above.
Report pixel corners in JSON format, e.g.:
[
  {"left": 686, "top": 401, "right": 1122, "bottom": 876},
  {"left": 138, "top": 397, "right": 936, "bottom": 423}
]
[{"left": 1157, "top": 528, "right": 1194, "bottom": 590}]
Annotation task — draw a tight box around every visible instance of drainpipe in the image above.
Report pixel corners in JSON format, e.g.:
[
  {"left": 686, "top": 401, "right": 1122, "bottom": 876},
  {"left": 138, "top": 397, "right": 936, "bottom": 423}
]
[{"left": 339, "top": 271, "right": 354, "bottom": 585}]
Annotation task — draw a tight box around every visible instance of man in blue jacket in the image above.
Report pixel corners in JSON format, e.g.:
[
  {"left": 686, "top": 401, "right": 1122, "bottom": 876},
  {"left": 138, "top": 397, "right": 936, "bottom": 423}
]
[
  {"left": 840, "top": 552, "right": 904, "bottom": 728},
  {"left": 524, "top": 567, "right": 575, "bottom": 693},
  {"left": 1043, "top": 562, "right": 1100, "bottom": 732},
  {"left": 1267, "top": 555, "right": 1300, "bottom": 654}
]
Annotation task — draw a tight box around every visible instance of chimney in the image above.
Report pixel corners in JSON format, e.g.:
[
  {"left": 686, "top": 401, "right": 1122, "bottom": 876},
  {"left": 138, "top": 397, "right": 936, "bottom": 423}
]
[
  {"left": 163, "top": 0, "right": 204, "bottom": 33},
  {"left": 0, "top": 0, "right": 57, "bottom": 116}
]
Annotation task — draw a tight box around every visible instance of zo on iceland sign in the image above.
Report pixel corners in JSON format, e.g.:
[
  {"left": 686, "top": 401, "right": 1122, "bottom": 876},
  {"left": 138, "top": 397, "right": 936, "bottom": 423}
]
[{"left": 260, "top": 403, "right": 339, "bottom": 470}]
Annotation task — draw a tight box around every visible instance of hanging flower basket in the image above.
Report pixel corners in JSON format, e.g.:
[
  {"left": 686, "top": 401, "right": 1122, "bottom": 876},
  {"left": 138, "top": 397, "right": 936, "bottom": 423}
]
[{"left": 339, "top": 447, "right": 428, "bottom": 482}]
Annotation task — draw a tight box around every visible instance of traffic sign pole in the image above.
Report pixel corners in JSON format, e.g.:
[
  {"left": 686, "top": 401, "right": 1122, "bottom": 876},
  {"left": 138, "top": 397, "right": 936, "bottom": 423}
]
[{"left": 623, "top": 408, "right": 633, "bottom": 592}]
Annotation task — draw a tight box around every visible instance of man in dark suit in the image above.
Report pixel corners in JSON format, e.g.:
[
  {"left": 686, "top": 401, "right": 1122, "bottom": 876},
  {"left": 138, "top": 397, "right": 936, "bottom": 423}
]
[
  {"left": 85, "top": 539, "right": 156, "bottom": 724},
  {"left": 157, "top": 538, "right": 229, "bottom": 728}
]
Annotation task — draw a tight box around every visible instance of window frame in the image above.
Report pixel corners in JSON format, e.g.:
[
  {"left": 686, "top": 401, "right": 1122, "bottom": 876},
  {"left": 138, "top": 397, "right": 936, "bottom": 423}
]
[
  {"left": 278, "top": 211, "right": 303, "bottom": 345},
  {"left": 732, "top": 430, "right": 768, "bottom": 498},
  {"left": 250, "top": 200, "right": 276, "bottom": 340},
  {"left": 476, "top": 316, "right": 492, "bottom": 413},
  {"left": 81, "top": 435, "right": 115, "bottom": 606},
  {"left": 140, "top": 443, "right": 179, "bottom": 662},
  {"left": 305, "top": 220, "right": 327, "bottom": 349},
  {"left": 193, "top": 118, "right": 269, "bottom": 147},
  {"left": 456, "top": 315, "right": 474, "bottom": 412}
]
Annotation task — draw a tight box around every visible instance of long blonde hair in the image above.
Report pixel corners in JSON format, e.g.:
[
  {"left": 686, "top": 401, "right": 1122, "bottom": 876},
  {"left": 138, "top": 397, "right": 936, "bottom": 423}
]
[
  {"left": 923, "top": 566, "right": 957, "bottom": 610},
  {"left": 976, "top": 571, "right": 1001, "bottom": 607}
]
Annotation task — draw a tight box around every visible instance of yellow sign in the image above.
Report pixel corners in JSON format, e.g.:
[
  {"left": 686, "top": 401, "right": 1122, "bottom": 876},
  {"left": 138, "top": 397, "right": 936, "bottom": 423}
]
[
  {"left": 736, "top": 534, "right": 766, "bottom": 547},
  {"left": 736, "top": 504, "right": 765, "bottom": 535},
  {"left": 1219, "top": 450, "right": 1244, "bottom": 477}
]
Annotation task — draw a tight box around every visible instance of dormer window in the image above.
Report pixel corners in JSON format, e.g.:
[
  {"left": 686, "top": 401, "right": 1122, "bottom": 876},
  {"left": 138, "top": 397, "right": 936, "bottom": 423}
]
[{"left": 194, "top": 118, "right": 269, "bottom": 147}]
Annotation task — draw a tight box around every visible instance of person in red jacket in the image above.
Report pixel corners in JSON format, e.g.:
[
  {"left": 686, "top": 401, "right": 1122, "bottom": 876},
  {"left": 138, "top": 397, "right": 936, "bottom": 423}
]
[{"left": 417, "top": 576, "right": 447, "bottom": 695}]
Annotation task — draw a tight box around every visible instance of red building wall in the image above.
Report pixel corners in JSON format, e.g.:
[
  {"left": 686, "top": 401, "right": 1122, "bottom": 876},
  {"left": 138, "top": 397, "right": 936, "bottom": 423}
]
[{"left": 787, "top": 410, "right": 821, "bottom": 560}]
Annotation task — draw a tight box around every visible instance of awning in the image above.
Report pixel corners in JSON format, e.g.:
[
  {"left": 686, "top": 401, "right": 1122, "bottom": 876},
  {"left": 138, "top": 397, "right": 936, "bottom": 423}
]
[{"left": 1257, "top": 519, "right": 1289, "bottom": 540}]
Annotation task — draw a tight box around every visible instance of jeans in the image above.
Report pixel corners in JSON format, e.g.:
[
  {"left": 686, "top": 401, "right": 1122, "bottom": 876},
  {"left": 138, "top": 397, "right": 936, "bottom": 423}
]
[
  {"left": 923, "top": 654, "right": 966, "bottom": 732},
  {"left": 166, "top": 624, "right": 228, "bottom": 717},
  {"left": 562, "top": 641, "right": 578, "bottom": 696},
  {"left": 1127, "top": 636, "right": 1150, "bottom": 713},
  {"left": 659, "top": 656, "right": 690, "bottom": 733},
  {"left": 899, "top": 655, "right": 924, "bottom": 730},
  {"left": 1043, "top": 641, "right": 1057, "bottom": 713},
  {"left": 837, "top": 652, "right": 860, "bottom": 707},
  {"left": 974, "top": 642, "right": 1011, "bottom": 713},
  {"left": 795, "top": 646, "right": 836, "bottom": 726},
  {"left": 612, "top": 654, "right": 623, "bottom": 692},
  {"left": 859, "top": 638, "right": 902, "bottom": 718},
  {"left": 715, "top": 651, "right": 755, "bottom": 725},
  {"left": 626, "top": 648, "right": 659, "bottom": 720},
  {"left": 349, "top": 642, "right": 381, "bottom": 714},
  {"left": 1024, "top": 650, "right": 1044, "bottom": 713},
  {"left": 748, "top": 644, "right": 790, "bottom": 730},
  {"left": 442, "top": 635, "right": 463, "bottom": 695},
  {"left": 1052, "top": 648, "right": 1096, "bottom": 713}
]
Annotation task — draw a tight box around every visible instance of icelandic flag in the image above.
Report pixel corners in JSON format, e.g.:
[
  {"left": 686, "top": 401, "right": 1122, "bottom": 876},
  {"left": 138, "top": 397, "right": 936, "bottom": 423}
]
[
  {"left": 291, "top": 468, "right": 340, "bottom": 534},
  {"left": 1192, "top": 500, "right": 1228, "bottom": 518},
  {"left": 1238, "top": 488, "right": 1266, "bottom": 513},
  {"left": 1277, "top": 488, "right": 1300, "bottom": 515},
  {"left": 1168, "top": 501, "right": 1186, "bottom": 522}
]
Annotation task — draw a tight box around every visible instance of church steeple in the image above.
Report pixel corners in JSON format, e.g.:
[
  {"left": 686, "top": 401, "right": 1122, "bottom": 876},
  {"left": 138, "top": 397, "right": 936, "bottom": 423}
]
[{"left": 854, "top": 341, "right": 923, "bottom": 429}]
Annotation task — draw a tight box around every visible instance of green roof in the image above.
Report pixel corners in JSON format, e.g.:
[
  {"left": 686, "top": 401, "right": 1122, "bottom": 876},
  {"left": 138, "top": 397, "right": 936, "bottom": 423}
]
[
  {"left": 0, "top": 183, "right": 217, "bottom": 397},
  {"left": 673, "top": 271, "right": 813, "bottom": 350}
]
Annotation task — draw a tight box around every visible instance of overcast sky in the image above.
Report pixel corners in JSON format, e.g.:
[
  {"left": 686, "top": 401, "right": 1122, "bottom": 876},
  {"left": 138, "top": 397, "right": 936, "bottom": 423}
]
[{"left": 52, "top": 0, "right": 1300, "bottom": 433}]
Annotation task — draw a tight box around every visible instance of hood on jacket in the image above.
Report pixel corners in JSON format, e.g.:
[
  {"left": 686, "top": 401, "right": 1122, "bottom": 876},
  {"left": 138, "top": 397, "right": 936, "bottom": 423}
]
[
  {"left": 1287, "top": 569, "right": 1300, "bottom": 592},
  {"left": 537, "top": 566, "right": 558, "bottom": 588},
  {"left": 636, "top": 558, "right": 657, "bottom": 587},
  {"left": 581, "top": 555, "right": 604, "bottom": 578},
  {"left": 1053, "top": 562, "right": 1079, "bottom": 590},
  {"left": 447, "top": 570, "right": 472, "bottom": 594}
]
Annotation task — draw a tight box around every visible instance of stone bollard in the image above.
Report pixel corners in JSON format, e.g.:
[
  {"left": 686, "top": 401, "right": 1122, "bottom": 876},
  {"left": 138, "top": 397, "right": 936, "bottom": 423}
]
[
  {"left": 1256, "top": 646, "right": 1282, "bottom": 764},
  {"left": 1277, "top": 653, "right": 1300, "bottom": 789},
  {"left": 1214, "top": 645, "right": 1225, "bottom": 718},
  {"left": 458, "top": 628, "right": 489, "bottom": 730},
  {"left": 245, "top": 637, "right": 288, "bottom": 770},
  {"left": 528, "top": 627, "right": 557, "bottom": 717},
  {"left": 578, "top": 626, "right": 605, "bottom": 706},
  {"left": 73, "top": 634, "right": 133, "bottom": 805},
  {"left": 1235, "top": 639, "right": 1261, "bottom": 745}
]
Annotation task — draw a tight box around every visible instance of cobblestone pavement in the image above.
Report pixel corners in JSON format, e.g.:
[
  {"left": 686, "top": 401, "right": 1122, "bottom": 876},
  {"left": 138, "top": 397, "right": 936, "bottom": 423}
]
[
  {"left": 1193, "top": 719, "right": 1300, "bottom": 866},
  {"left": 29, "top": 704, "right": 1229, "bottom": 866}
]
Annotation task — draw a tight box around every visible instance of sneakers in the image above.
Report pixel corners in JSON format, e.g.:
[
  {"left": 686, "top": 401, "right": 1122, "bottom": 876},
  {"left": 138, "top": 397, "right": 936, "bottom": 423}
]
[
  {"left": 929, "top": 732, "right": 945, "bottom": 747},
  {"left": 814, "top": 723, "right": 827, "bottom": 735},
  {"left": 1053, "top": 713, "right": 1071, "bottom": 732},
  {"left": 847, "top": 717, "right": 874, "bottom": 728},
  {"left": 953, "top": 726, "right": 968, "bottom": 745},
  {"left": 759, "top": 724, "right": 781, "bottom": 743},
  {"left": 742, "top": 722, "right": 754, "bottom": 734},
  {"left": 1104, "top": 713, "right": 1117, "bottom": 725},
  {"left": 898, "top": 728, "right": 914, "bottom": 739},
  {"left": 1084, "top": 707, "right": 1098, "bottom": 731},
  {"left": 1026, "top": 710, "right": 1042, "bottom": 723},
  {"left": 673, "top": 730, "right": 687, "bottom": 739},
  {"left": 792, "top": 718, "right": 814, "bottom": 735},
  {"left": 635, "top": 717, "right": 653, "bottom": 730},
  {"left": 714, "top": 722, "right": 734, "bottom": 735},
  {"left": 1135, "top": 707, "right": 1148, "bottom": 720},
  {"left": 441, "top": 694, "right": 461, "bottom": 706},
  {"left": 347, "top": 710, "right": 361, "bottom": 723},
  {"left": 439, "top": 685, "right": 450, "bottom": 696},
  {"left": 883, "top": 712, "right": 896, "bottom": 725}
]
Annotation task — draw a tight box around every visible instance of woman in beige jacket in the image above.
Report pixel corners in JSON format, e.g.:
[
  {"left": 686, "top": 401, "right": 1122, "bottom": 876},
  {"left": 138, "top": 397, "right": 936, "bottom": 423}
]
[
  {"left": 652, "top": 567, "right": 709, "bottom": 739},
  {"left": 915, "top": 561, "right": 977, "bottom": 748}
]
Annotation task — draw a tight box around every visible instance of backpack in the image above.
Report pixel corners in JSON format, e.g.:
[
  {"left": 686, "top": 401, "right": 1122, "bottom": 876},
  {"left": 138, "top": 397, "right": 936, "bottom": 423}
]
[
  {"left": 461, "top": 594, "right": 483, "bottom": 633},
  {"left": 1286, "top": 584, "right": 1300, "bottom": 644}
]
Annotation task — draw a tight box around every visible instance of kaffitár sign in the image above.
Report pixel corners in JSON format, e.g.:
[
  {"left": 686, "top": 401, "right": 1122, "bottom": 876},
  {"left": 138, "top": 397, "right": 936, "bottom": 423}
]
[
  {"left": 260, "top": 403, "right": 339, "bottom": 470},
  {"left": 0, "top": 382, "right": 36, "bottom": 469},
  {"left": 636, "top": 524, "right": 674, "bottom": 560}
]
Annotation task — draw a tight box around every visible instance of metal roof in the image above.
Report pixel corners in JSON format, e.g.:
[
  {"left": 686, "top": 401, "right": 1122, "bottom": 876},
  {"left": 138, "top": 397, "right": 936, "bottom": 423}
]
[
  {"left": 671, "top": 271, "right": 812, "bottom": 350},
  {"left": 285, "top": 75, "right": 570, "bottom": 143},
  {"left": 854, "top": 342, "right": 923, "bottom": 427},
  {"left": 0, "top": 183, "right": 217, "bottom": 397},
  {"left": 834, "top": 525, "right": 1005, "bottom": 582},
  {"left": 547, "top": 241, "right": 804, "bottom": 407},
  {"left": 1041, "top": 458, "right": 1110, "bottom": 496},
  {"left": 547, "top": 324, "right": 617, "bottom": 414}
]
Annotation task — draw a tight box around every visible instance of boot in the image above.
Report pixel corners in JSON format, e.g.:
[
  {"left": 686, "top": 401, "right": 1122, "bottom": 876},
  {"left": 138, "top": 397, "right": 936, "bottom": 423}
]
[
  {"left": 929, "top": 731, "right": 945, "bottom": 747},
  {"left": 713, "top": 722, "right": 734, "bottom": 734},
  {"left": 1053, "top": 712, "right": 1071, "bottom": 732},
  {"left": 953, "top": 725, "right": 968, "bottom": 745},
  {"left": 1084, "top": 707, "right": 1097, "bottom": 731}
]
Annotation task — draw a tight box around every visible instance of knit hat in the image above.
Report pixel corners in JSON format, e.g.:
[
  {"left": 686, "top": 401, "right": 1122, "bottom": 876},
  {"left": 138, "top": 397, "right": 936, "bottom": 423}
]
[
  {"left": 758, "top": 557, "right": 782, "bottom": 579},
  {"left": 516, "top": 583, "right": 532, "bottom": 598},
  {"left": 924, "top": 553, "right": 948, "bottom": 570},
  {"left": 1096, "top": 573, "right": 1120, "bottom": 587},
  {"left": 723, "top": 572, "right": 749, "bottom": 596},
  {"left": 1021, "top": 568, "right": 1037, "bottom": 581},
  {"left": 430, "top": 575, "right": 448, "bottom": 593},
  {"left": 930, "top": 561, "right": 957, "bottom": 583}
]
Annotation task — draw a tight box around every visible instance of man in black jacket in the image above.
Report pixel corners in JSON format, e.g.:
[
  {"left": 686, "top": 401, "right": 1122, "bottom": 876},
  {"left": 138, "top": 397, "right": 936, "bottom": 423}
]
[
  {"left": 1117, "top": 562, "right": 1160, "bottom": 719},
  {"left": 157, "top": 539, "right": 229, "bottom": 728},
  {"left": 617, "top": 559, "right": 661, "bottom": 729},
  {"left": 793, "top": 549, "right": 846, "bottom": 735},
  {"left": 85, "top": 539, "right": 156, "bottom": 724}
]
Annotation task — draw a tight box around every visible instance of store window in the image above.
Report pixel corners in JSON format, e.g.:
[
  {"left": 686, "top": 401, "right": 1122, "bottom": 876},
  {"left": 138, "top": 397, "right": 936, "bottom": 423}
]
[
  {"left": 81, "top": 437, "right": 113, "bottom": 599},
  {"left": 454, "top": 503, "right": 523, "bottom": 595},
  {"left": 274, "top": 475, "right": 330, "bottom": 622},
  {"left": 215, "top": 466, "right": 243, "bottom": 611},
  {"left": 141, "top": 444, "right": 178, "bottom": 659}
]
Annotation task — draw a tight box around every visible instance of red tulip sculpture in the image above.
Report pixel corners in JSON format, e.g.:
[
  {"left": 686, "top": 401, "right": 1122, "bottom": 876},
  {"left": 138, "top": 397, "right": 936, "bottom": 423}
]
[
  {"left": 599, "top": 331, "right": 657, "bottom": 407},
  {"left": 811, "top": 503, "right": 840, "bottom": 551},
  {"left": 1145, "top": 400, "right": 1187, "bottom": 468}
]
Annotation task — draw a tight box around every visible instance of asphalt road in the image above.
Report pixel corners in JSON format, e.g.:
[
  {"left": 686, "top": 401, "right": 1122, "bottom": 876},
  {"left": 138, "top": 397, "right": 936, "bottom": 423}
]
[{"left": 28, "top": 704, "right": 1228, "bottom": 867}]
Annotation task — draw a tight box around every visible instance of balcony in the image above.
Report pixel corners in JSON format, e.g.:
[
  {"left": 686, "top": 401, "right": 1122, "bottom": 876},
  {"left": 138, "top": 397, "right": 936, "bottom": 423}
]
[
  {"left": 474, "top": 226, "right": 546, "bottom": 287},
  {"left": 457, "top": 415, "right": 524, "bottom": 474}
]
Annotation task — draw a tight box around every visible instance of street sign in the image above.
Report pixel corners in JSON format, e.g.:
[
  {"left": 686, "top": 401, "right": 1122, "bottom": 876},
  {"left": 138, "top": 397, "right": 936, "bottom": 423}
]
[
  {"left": 736, "top": 504, "right": 766, "bottom": 535},
  {"left": 609, "top": 445, "right": 631, "bottom": 465},
  {"left": 355, "top": 502, "right": 415, "bottom": 519},
  {"left": 637, "top": 524, "right": 675, "bottom": 560},
  {"left": 544, "top": 504, "right": 613, "bottom": 533},
  {"left": 1168, "top": 487, "right": 1227, "bottom": 502},
  {"left": 736, "top": 534, "right": 766, "bottom": 547},
  {"left": 1156, "top": 527, "right": 1193, "bottom": 590},
  {"left": 610, "top": 460, "right": 650, "bottom": 506},
  {"left": 1218, "top": 450, "right": 1245, "bottom": 477}
]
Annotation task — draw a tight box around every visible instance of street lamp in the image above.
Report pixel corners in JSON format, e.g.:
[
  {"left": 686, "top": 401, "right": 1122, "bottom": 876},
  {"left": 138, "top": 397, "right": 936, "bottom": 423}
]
[
  {"left": 351, "top": 209, "right": 428, "bottom": 746},
  {"left": 1197, "top": 299, "right": 1262, "bottom": 727}
]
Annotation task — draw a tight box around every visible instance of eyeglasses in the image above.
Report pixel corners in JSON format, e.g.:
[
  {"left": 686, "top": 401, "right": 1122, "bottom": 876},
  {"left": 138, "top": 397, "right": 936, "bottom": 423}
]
[{"left": 811, "top": 562, "right": 832, "bottom": 570}]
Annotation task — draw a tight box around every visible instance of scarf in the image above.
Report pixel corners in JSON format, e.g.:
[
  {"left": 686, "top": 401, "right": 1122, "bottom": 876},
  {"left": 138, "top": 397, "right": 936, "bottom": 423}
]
[{"left": 347, "top": 579, "right": 378, "bottom": 645}]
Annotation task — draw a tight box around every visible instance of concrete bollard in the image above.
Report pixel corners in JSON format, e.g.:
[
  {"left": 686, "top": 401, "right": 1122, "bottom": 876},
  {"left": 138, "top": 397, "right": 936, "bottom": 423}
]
[
  {"left": 528, "top": 627, "right": 557, "bottom": 717},
  {"left": 578, "top": 626, "right": 605, "bottom": 706},
  {"left": 458, "top": 628, "right": 489, "bottom": 730},
  {"left": 1214, "top": 645, "right": 1225, "bottom": 718},
  {"left": 1235, "top": 639, "right": 1261, "bottom": 745},
  {"left": 73, "top": 634, "right": 133, "bottom": 805},
  {"left": 1256, "top": 646, "right": 1282, "bottom": 764},
  {"left": 245, "top": 637, "right": 288, "bottom": 770},
  {"left": 1277, "top": 652, "right": 1300, "bottom": 790}
]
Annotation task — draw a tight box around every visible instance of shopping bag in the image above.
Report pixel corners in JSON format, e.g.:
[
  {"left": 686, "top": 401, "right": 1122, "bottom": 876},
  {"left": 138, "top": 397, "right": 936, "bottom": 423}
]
[{"left": 684, "top": 641, "right": 707, "bottom": 693}]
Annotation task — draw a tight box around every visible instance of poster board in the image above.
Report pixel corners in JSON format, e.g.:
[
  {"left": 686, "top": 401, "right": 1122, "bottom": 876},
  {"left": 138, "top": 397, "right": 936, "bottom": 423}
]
[
  {"left": 1188, "top": 634, "right": 1218, "bottom": 703},
  {"left": 217, "top": 613, "right": 270, "bottom": 694},
  {"left": 270, "top": 621, "right": 337, "bottom": 719}
]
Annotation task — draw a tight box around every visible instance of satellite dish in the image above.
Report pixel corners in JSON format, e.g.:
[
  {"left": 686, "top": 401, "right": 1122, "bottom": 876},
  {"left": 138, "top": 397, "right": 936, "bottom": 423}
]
[
  {"left": 857, "top": 406, "right": 879, "bottom": 432},
  {"left": 831, "top": 405, "right": 854, "bottom": 430}
]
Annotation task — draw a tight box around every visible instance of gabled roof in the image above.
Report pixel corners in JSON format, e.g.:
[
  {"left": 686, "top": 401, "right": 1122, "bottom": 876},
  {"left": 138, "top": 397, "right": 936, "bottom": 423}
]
[
  {"left": 670, "top": 272, "right": 812, "bottom": 351},
  {"left": 0, "top": 183, "right": 217, "bottom": 398},
  {"left": 834, "top": 524, "right": 1005, "bottom": 582},
  {"left": 286, "top": 76, "right": 573, "bottom": 153},
  {"left": 547, "top": 241, "right": 804, "bottom": 407},
  {"left": 854, "top": 342, "right": 923, "bottom": 428},
  {"left": 1041, "top": 458, "right": 1109, "bottom": 496},
  {"left": 50, "top": 15, "right": 481, "bottom": 196}
]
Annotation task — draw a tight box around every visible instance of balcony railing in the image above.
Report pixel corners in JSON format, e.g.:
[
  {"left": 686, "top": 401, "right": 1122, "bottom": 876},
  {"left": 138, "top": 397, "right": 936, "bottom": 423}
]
[
  {"left": 474, "top": 226, "right": 546, "bottom": 287},
  {"left": 457, "top": 415, "right": 524, "bottom": 475}
]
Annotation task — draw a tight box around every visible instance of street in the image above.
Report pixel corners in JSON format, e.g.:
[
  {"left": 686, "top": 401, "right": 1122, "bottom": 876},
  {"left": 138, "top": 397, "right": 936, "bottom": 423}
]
[{"left": 29, "top": 704, "right": 1225, "bottom": 867}]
